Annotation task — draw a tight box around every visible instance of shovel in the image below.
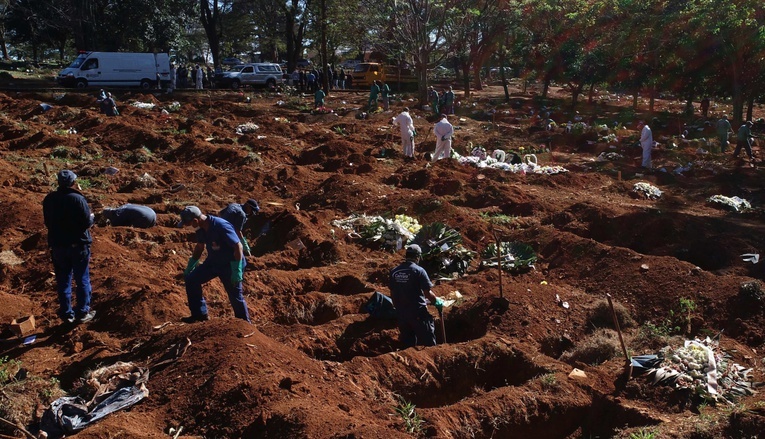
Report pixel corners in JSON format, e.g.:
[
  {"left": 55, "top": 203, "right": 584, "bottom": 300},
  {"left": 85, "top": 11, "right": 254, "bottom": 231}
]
[{"left": 438, "top": 308, "right": 446, "bottom": 344}]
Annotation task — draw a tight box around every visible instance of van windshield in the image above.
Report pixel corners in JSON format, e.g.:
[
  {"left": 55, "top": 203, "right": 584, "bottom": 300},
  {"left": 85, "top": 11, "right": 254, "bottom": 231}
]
[
  {"left": 68, "top": 54, "right": 89, "bottom": 69},
  {"left": 354, "top": 64, "right": 372, "bottom": 73}
]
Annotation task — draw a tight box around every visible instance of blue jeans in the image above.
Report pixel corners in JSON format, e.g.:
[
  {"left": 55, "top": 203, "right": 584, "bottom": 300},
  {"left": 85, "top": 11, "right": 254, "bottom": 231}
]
[
  {"left": 397, "top": 309, "right": 436, "bottom": 348},
  {"left": 51, "top": 245, "right": 92, "bottom": 320},
  {"left": 185, "top": 261, "right": 250, "bottom": 322}
]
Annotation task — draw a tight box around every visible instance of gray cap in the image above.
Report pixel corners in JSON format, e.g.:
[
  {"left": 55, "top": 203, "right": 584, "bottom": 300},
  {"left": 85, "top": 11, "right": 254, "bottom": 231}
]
[
  {"left": 57, "top": 170, "right": 77, "bottom": 187},
  {"left": 177, "top": 206, "right": 202, "bottom": 227},
  {"left": 405, "top": 244, "right": 422, "bottom": 257}
]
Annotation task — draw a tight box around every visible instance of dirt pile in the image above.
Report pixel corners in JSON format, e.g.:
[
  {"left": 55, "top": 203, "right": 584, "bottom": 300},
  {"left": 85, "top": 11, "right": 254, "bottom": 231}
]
[{"left": 1, "top": 84, "right": 764, "bottom": 438}]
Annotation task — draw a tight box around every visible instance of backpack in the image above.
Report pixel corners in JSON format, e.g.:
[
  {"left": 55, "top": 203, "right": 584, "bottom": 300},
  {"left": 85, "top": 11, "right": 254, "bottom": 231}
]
[{"left": 362, "top": 291, "right": 398, "bottom": 319}]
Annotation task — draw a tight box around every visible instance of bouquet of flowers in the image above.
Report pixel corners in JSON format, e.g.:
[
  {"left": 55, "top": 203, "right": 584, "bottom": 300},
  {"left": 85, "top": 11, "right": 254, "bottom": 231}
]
[
  {"left": 707, "top": 195, "right": 751, "bottom": 212},
  {"left": 312, "top": 106, "right": 334, "bottom": 115},
  {"left": 481, "top": 242, "right": 536, "bottom": 273},
  {"left": 633, "top": 182, "right": 663, "bottom": 200},
  {"left": 236, "top": 122, "right": 260, "bottom": 134}
]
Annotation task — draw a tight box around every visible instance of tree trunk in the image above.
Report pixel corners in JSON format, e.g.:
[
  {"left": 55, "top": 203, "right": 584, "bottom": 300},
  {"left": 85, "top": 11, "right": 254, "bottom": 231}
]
[
  {"left": 200, "top": 0, "right": 220, "bottom": 68},
  {"left": 732, "top": 53, "right": 744, "bottom": 126},
  {"left": 588, "top": 83, "right": 595, "bottom": 104},
  {"left": 320, "top": 0, "right": 329, "bottom": 94},
  {"left": 746, "top": 95, "right": 754, "bottom": 122},
  {"left": 649, "top": 87, "right": 656, "bottom": 112},
  {"left": 499, "top": 51, "right": 510, "bottom": 103},
  {"left": 417, "top": 62, "right": 428, "bottom": 107},
  {"left": 542, "top": 77, "right": 550, "bottom": 99},
  {"left": 632, "top": 93, "right": 638, "bottom": 110},
  {"left": 571, "top": 83, "right": 584, "bottom": 109},
  {"left": 0, "top": 34, "right": 8, "bottom": 60},
  {"left": 461, "top": 62, "right": 470, "bottom": 98}
]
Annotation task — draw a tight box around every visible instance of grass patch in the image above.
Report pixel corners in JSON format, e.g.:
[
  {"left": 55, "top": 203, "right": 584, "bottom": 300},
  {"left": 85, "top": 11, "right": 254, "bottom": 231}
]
[
  {"left": 479, "top": 211, "right": 517, "bottom": 226},
  {"left": 560, "top": 328, "right": 620, "bottom": 366},
  {"left": 587, "top": 299, "right": 636, "bottom": 331},
  {"left": 393, "top": 394, "right": 424, "bottom": 436}
]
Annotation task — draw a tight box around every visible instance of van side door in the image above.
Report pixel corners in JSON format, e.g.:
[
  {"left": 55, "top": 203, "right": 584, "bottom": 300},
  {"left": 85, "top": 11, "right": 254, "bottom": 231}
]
[{"left": 80, "top": 57, "right": 101, "bottom": 82}]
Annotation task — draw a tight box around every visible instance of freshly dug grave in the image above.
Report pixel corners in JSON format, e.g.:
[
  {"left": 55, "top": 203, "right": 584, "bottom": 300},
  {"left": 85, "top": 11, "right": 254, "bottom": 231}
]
[{"left": 0, "top": 83, "right": 764, "bottom": 439}]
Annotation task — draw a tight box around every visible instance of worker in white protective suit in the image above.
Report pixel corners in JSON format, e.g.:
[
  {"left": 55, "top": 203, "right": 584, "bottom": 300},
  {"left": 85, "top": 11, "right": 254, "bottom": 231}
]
[
  {"left": 432, "top": 114, "right": 454, "bottom": 161},
  {"left": 638, "top": 120, "right": 653, "bottom": 169},
  {"left": 393, "top": 107, "right": 416, "bottom": 158}
]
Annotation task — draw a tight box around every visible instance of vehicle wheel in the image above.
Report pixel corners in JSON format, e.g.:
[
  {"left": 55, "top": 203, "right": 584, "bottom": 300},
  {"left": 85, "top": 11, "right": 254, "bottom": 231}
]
[
  {"left": 266, "top": 78, "right": 276, "bottom": 88},
  {"left": 75, "top": 79, "right": 87, "bottom": 89},
  {"left": 231, "top": 80, "right": 240, "bottom": 90},
  {"left": 140, "top": 79, "right": 152, "bottom": 90}
]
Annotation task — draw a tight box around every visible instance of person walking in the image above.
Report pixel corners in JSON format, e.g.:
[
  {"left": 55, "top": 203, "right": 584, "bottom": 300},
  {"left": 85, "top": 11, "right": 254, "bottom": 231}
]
[
  {"left": 291, "top": 69, "right": 299, "bottom": 87},
  {"left": 177, "top": 206, "right": 250, "bottom": 323},
  {"left": 42, "top": 170, "right": 97, "bottom": 324},
  {"left": 219, "top": 199, "right": 260, "bottom": 256},
  {"left": 432, "top": 114, "right": 454, "bottom": 161},
  {"left": 99, "top": 204, "right": 157, "bottom": 228},
  {"left": 393, "top": 107, "right": 416, "bottom": 158},
  {"left": 733, "top": 121, "right": 758, "bottom": 163},
  {"left": 369, "top": 80, "right": 381, "bottom": 112},
  {"left": 389, "top": 244, "right": 443, "bottom": 348},
  {"left": 381, "top": 81, "right": 391, "bottom": 111},
  {"left": 429, "top": 87, "right": 440, "bottom": 116},
  {"left": 716, "top": 114, "right": 734, "bottom": 153},
  {"left": 638, "top": 120, "right": 653, "bottom": 169}
]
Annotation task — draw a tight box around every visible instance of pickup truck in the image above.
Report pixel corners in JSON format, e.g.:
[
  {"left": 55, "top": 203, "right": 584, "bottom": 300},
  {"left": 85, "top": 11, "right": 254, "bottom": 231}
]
[{"left": 214, "top": 63, "right": 283, "bottom": 89}]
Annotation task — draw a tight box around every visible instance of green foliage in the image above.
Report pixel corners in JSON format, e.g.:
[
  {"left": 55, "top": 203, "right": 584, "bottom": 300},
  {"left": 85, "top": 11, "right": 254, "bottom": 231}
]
[
  {"left": 629, "top": 428, "right": 657, "bottom": 439},
  {"left": 538, "top": 373, "right": 558, "bottom": 390},
  {"left": 479, "top": 212, "right": 517, "bottom": 226},
  {"left": 0, "top": 356, "right": 21, "bottom": 384},
  {"left": 394, "top": 394, "right": 424, "bottom": 436},
  {"left": 412, "top": 222, "right": 476, "bottom": 278}
]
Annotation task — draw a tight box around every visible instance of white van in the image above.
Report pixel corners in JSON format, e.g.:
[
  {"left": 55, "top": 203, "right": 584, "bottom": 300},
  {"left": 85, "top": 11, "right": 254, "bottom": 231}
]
[{"left": 57, "top": 52, "right": 171, "bottom": 89}]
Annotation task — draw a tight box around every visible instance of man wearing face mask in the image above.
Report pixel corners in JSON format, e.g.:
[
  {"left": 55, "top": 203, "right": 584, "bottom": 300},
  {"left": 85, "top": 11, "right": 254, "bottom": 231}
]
[
  {"left": 42, "top": 170, "right": 97, "bottom": 324},
  {"left": 177, "top": 206, "right": 250, "bottom": 323}
]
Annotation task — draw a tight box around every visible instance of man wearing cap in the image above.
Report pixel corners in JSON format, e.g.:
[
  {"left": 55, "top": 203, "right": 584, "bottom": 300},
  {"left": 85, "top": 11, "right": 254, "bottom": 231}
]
[
  {"left": 219, "top": 199, "right": 260, "bottom": 256},
  {"left": 734, "top": 121, "right": 758, "bottom": 163},
  {"left": 637, "top": 120, "right": 653, "bottom": 169},
  {"left": 42, "top": 170, "right": 97, "bottom": 324},
  {"left": 716, "top": 114, "right": 733, "bottom": 153},
  {"left": 432, "top": 114, "right": 454, "bottom": 161},
  {"left": 99, "top": 204, "right": 156, "bottom": 228},
  {"left": 393, "top": 107, "right": 416, "bottom": 158},
  {"left": 177, "top": 206, "right": 250, "bottom": 323},
  {"left": 389, "top": 244, "right": 444, "bottom": 348}
]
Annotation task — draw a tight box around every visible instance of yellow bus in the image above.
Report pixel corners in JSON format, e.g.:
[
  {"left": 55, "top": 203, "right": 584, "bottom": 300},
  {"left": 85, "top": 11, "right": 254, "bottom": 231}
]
[{"left": 350, "top": 63, "right": 417, "bottom": 90}]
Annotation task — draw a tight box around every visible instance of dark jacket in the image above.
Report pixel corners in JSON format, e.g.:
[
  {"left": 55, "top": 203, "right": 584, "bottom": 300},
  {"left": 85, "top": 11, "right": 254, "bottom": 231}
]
[{"left": 42, "top": 187, "right": 93, "bottom": 247}]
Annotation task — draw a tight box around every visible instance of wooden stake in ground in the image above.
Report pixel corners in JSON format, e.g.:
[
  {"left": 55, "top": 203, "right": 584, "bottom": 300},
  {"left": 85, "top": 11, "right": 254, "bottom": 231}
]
[
  {"left": 606, "top": 293, "right": 633, "bottom": 379},
  {"left": 493, "top": 228, "right": 504, "bottom": 299}
]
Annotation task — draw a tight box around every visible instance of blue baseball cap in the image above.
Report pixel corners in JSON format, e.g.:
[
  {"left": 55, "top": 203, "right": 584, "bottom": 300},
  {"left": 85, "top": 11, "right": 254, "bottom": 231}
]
[
  {"left": 177, "top": 206, "right": 202, "bottom": 227},
  {"left": 57, "top": 170, "right": 77, "bottom": 187}
]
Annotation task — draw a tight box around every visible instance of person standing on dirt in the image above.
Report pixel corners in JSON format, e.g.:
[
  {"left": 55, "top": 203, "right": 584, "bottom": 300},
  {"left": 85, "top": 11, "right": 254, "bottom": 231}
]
[
  {"left": 393, "top": 107, "right": 416, "bottom": 158},
  {"left": 369, "top": 80, "right": 381, "bottom": 112},
  {"left": 169, "top": 64, "right": 177, "bottom": 92},
  {"left": 42, "top": 170, "right": 97, "bottom": 324},
  {"left": 314, "top": 86, "right": 326, "bottom": 108},
  {"left": 443, "top": 86, "right": 455, "bottom": 115},
  {"left": 432, "top": 114, "right": 454, "bottom": 161},
  {"left": 638, "top": 120, "right": 653, "bottom": 169},
  {"left": 381, "top": 81, "right": 391, "bottom": 111},
  {"left": 716, "top": 114, "right": 734, "bottom": 153},
  {"left": 99, "top": 204, "right": 156, "bottom": 228},
  {"left": 700, "top": 97, "right": 710, "bottom": 118},
  {"left": 195, "top": 65, "right": 204, "bottom": 90},
  {"left": 177, "top": 206, "right": 250, "bottom": 323},
  {"left": 429, "top": 87, "right": 440, "bottom": 116},
  {"left": 219, "top": 199, "right": 260, "bottom": 256},
  {"left": 389, "top": 244, "right": 444, "bottom": 348},
  {"left": 307, "top": 70, "right": 316, "bottom": 92},
  {"left": 733, "top": 121, "right": 757, "bottom": 163}
]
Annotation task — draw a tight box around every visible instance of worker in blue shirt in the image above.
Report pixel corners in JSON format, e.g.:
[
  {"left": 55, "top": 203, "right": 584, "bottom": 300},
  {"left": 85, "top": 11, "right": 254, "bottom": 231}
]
[
  {"left": 100, "top": 204, "right": 156, "bottom": 228},
  {"left": 219, "top": 199, "right": 259, "bottom": 256},
  {"left": 177, "top": 206, "right": 250, "bottom": 323},
  {"left": 42, "top": 170, "right": 97, "bottom": 324},
  {"left": 389, "top": 244, "right": 443, "bottom": 348}
]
